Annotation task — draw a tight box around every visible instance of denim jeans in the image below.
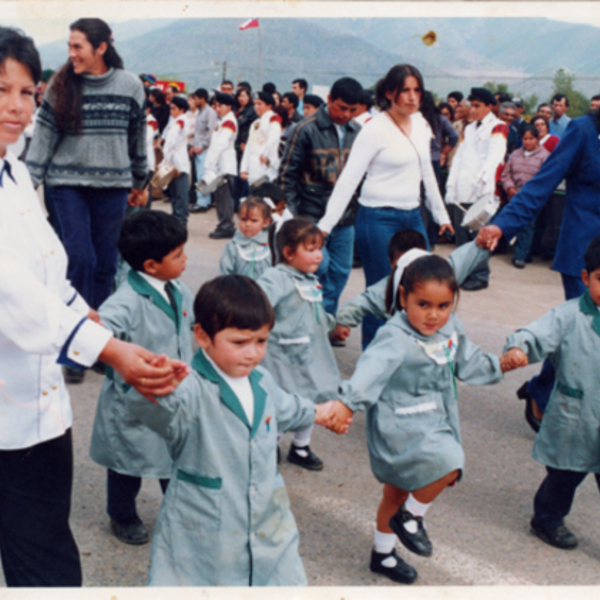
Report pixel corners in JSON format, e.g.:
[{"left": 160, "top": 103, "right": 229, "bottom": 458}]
[
  {"left": 193, "top": 152, "right": 211, "bottom": 208},
  {"left": 51, "top": 186, "right": 128, "bottom": 309},
  {"left": 316, "top": 223, "right": 354, "bottom": 315},
  {"left": 355, "top": 205, "right": 429, "bottom": 347},
  {"left": 527, "top": 273, "right": 587, "bottom": 412},
  {"left": 168, "top": 172, "right": 189, "bottom": 227},
  {"left": 514, "top": 219, "right": 536, "bottom": 262}
]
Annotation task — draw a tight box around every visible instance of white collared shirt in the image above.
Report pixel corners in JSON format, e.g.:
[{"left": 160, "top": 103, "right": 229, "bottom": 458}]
[
  {"left": 138, "top": 271, "right": 170, "bottom": 302},
  {"left": 0, "top": 151, "right": 112, "bottom": 449}
]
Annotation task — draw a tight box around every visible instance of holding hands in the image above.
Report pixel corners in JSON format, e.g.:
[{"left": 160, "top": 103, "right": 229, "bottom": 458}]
[
  {"left": 476, "top": 225, "right": 503, "bottom": 252},
  {"left": 331, "top": 324, "right": 351, "bottom": 342},
  {"left": 315, "top": 399, "right": 354, "bottom": 434},
  {"left": 500, "top": 347, "right": 529, "bottom": 373}
]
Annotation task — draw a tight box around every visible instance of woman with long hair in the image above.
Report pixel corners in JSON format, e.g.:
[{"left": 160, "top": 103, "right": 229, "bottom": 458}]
[
  {"left": 318, "top": 64, "right": 453, "bottom": 346},
  {"left": 26, "top": 18, "right": 148, "bottom": 382}
]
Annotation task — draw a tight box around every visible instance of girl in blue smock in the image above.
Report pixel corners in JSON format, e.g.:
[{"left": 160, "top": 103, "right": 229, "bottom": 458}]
[
  {"left": 329, "top": 251, "right": 513, "bottom": 584},
  {"left": 257, "top": 217, "right": 340, "bottom": 471}
]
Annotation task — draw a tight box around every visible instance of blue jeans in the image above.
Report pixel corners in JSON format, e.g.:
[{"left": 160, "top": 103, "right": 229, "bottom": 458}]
[
  {"left": 193, "top": 152, "right": 211, "bottom": 208},
  {"left": 355, "top": 205, "right": 429, "bottom": 347},
  {"left": 316, "top": 224, "right": 354, "bottom": 315},
  {"left": 168, "top": 173, "right": 189, "bottom": 227},
  {"left": 52, "top": 186, "right": 128, "bottom": 309},
  {"left": 514, "top": 219, "right": 536, "bottom": 262},
  {"left": 527, "top": 273, "right": 587, "bottom": 412}
]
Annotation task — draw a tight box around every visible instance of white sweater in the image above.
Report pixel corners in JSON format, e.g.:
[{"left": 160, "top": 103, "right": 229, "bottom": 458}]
[{"left": 318, "top": 111, "right": 450, "bottom": 233}]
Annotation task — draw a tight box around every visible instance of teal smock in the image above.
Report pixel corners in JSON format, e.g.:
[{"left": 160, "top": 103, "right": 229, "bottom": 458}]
[
  {"left": 219, "top": 229, "right": 272, "bottom": 279},
  {"left": 90, "top": 270, "right": 194, "bottom": 478},
  {"left": 258, "top": 264, "right": 340, "bottom": 403},
  {"left": 505, "top": 291, "right": 600, "bottom": 473},
  {"left": 126, "top": 349, "right": 316, "bottom": 586},
  {"left": 336, "top": 240, "right": 490, "bottom": 328},
  {"left": 340, "top": 311, "right": 503, "bottom": 490}
]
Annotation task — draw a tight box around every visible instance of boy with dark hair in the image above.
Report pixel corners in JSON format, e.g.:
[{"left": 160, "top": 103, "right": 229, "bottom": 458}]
[
  {"left": 277, "top": 76, "right": 363, "bottom": 316},
  {"left": 90, "top": 210, "right": 194, "bottom": 546},
  {"left": 292, "top": 77, "right": 308, "bottom": 115},
  {"left": 446, "top": 91, "right": 464, "bottom": 110},
  {"left": 503, "top": 235, "right": 600, "bottom": 551},
  {"left": 302, "top": 94, "right": 324, "bottom": 118},
  {"left": 262, "top": 81, "right": 276, "bottom": 95},
  {"left": 124, "top": 274, "right": 348, "bottom": 585},
  {"left": 281, "top": 91, "right": 301, "bottom": 123}
]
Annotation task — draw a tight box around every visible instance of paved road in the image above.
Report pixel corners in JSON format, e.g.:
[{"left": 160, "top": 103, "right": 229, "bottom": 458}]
[{"left": 6, "top": 203, "right": 600, "bottom": 589}]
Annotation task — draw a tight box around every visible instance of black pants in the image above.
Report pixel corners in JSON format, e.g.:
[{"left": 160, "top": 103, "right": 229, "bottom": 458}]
[
  {"left": 533, "top": 466, "right": 600, "bottom": 529},
  {"left": 107, "top": 469, "right": 169, "bottom": 522},
  {"left": 0, "top": 430, "right": 81, "bottom": 587},
  {"left": 214, "top": 175, "right": 236, "bottom": 235}
]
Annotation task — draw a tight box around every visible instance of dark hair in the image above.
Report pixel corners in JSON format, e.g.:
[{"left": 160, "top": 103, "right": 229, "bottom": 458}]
[
  {"left": 167, "top": 84, "right": 179, "bottom": 94},
  {"left": 275, "top": 217, "right": 324, "bottom": 265},
  {"left": 361, "top": 90, "right": 375, "bottom": 110},
  {"left": 438, "top": 101, "right": 455, "bottom": 122},
  {"left": 194, "top": 275, "right": 275, "bottom": 337},
  {"left": 192, "top": 88, "right": 208, "bottom": 101},
  {"left": 262, "top": 82, "right": 276, "bottom": 94},
  {"left": 170, "top": 95, "right": 189, "bottom": 112},
  {"left": 330, "top": 77, "right": 363, "bottom": 105},
  {"left": 420, "top": 91, "right": 440, "bottom": 136},
  {"left": 522, "top": 124, "right": 540, "bottom": 139},
  {"left": 303, "top": 94, "right": 324, "bottom": 109},
  {"left": 235, "top": 86, "right": 253, "bottom": 106},
  {"left": 375, "top": 64, "right": 423, "bottom": 111},
  {"left": 117, "top": 211, "right": 187, "bottom": 272},
  {"left": 52, "top": 19, "right": 123, "bottom": 134},
  {"left": 447, "top": 91, "right": 463, "bottom": 103},
  {"left": 221, "top": 79, "right": 233, "bottom": 89},
  {"left": 387, "top": 230, "right": 427, "bottom": 262},
  {"left": 496, "top": 92, "right": 512, "bottom": 104},
  {"left": 273, "top": 104, "right": 290, "bottom": 128},
  {"left": 272, "top": 91, "right": 282, "bottom": 105},
  {"left": 551, "top": 93, "right": 569, "bottom": 107},
  {"left": 292, "top": 78, "right": 308, "bottom": 91},
  {"left": 531, "top": 114, "right": 549, "bottom": 131},
  {"left": 0, "top": 27, "right": 41, "bottom": 84},
  {"left": 238, "top": 81, "right": 252, "bottom": 93},
  {"left": 239, "top": 196, "right": 272, "bottom": 221},
  {"left": 385, "top": 255, "right": 458, "bottom": 315},
  {"left": 537, "top": 102, "right": 551, "bottom": 112},
  {"left": 150, "top": 88, "right": 165, "bottom": 105},
  {"left": 584, "top": 236, "right": 600, "bottom": 273},
  {"left": 256, "top": 91, "right": 275, "bottom": 107},
  {"left": 252, "top": 181, "right": 286, "bottom": 204},
  {"left": 282, "top": 91, "right": 299, "bottom": 109}
]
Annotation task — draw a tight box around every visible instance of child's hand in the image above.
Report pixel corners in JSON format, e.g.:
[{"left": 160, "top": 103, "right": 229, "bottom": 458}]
[
  {"left": 315, "top": 400, "right": 353, "bottom": 434},
  {"left": 331, "top": 324, "right": 351, "bottom": 341},
  {"left": 500, "top": 347, "right": 529, "bottom": 372}
]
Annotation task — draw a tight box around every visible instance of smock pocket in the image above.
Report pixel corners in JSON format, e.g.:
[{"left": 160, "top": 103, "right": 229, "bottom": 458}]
[
  {"left": 276, "top": 335, "right": 311, "bottom": 365},
  {"left": 392, "top": 392, "right": 444, "bottom": 431},
  {"left": 172, "top": 468, "right": 223, "bottom": 526}
]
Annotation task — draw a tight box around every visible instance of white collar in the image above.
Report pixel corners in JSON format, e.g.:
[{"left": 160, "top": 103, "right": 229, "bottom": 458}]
[{"left": 138, "top": 271, "right": 169, "bottom": 301}]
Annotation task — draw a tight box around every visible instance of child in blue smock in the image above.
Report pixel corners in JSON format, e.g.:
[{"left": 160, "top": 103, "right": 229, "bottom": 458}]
[
  {"left": 332, "top": 231, "right": 490, "bottom": 346},
  {"left": 502, "top": 235, "right": 600, "bottom": 551},
  {"left": 328, "top": 252, "right": 517, "bottom": 584},
  {"left": 257, "top": 218, "right": 340, "bottom": 471},
  {"left": 90, "top": 211, "right": 194, "bottom": 545},
  {"left": 219, "top": 196, "right": 272, "bottom": 279},
  {"left": 124, "top": 275, "right": 348, "bottom": 585}
]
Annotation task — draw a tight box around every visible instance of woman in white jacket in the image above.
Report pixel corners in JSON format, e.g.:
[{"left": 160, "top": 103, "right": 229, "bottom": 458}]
[{"left": 240, "top": 91, "right": 282, "bottom": 186}]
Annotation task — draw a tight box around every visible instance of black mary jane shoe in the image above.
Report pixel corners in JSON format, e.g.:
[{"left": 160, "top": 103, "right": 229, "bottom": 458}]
[
  {"left": 369, "top": 548, "right": 418, "bottom": 584},
  {"left": 389, "top": 506, "right": 433, "bottom": 557},
  {"left": 287, "top": 444, "right": 324, "bottom": 471}
]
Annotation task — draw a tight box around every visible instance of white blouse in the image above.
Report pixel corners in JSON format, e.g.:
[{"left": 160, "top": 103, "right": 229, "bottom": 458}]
[{"left": 318, "top": 111, "right": 450, "bottom": 233}]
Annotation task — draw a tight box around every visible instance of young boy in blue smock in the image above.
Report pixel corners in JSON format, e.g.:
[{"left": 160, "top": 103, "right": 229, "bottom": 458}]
[
  {"left": 90, "top": 211, "right": 194, "bottom": 545},
  {"left": 503, "top": 235, "right": 600, "bottom": 551},
  {"left": 124, "top": 275, "right": 349, "bottom": 586}
]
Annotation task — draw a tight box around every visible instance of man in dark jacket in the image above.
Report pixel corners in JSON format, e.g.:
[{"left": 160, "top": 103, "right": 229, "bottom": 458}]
[{"left": 277, "top": 77, "right": 363, "bottom": 316}]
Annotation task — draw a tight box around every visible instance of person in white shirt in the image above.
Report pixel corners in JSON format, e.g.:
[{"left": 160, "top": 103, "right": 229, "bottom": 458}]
[
  {"left": 240, "top": 91, "right": 282, "bottom": 186},
  {"left": 317, "top": 64, "right": 453, "bottom": 346},
  {"left": 0, "top": 26, "right": 187, "bottom": 587},
  {"left": 162, "top": 95, "right": 190, "bottom": 227}
]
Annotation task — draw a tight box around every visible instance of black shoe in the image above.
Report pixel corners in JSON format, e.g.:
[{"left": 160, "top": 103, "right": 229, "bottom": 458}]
[
  {"left": 512, "top": 258, "right": 526, "bottom": 269},
  {"left": 209, "top": 230, "right": 235, "bottom": 240},
  {"left": 277, "top": 445, "right": 281, "bottom": 465},
  {"left": 330, "top": 336, "right": 346, "bottom": 348},
  {"left": 369, "top": 548, "right": 417, "bottom": 584},
  {"left": 389, "top": 506, "right": 433, "bottom": 557},
  {"left": 287, "top": 444, "right": 324, "bottom": 471},
  {"left": 460, "top": 279, "right": 489, "bottom": 291},
  {"left": 64, "top": 366, "right": 85, "bottom": 384},
  {"left": 517, "top": 382, "right": 541, "bottom": 433},
  {"left": 189, "top": 205, "right": 209, "bottom": 213},
  {"left": 530, "top": 519, "right": 578, "bottom": 549},
  {"left": 111, "top": 516, "right": 150, "bottom": 545},
  {"left": 92, "top": 361, "right": 106, "bottom": 375}
]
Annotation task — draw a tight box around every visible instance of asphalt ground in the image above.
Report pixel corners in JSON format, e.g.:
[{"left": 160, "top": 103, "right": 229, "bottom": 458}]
[{"left": 4, "top": 202, "right": 600, "bottom": 595}]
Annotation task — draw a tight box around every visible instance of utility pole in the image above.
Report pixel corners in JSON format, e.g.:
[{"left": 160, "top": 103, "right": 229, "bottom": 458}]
[{"left": 222, "top": 61, "right": 227, "bottom": 83}]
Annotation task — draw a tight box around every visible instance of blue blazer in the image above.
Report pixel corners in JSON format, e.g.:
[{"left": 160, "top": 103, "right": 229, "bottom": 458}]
[{"left": 494, "top": 114, "right": 600, "bottom": 278}]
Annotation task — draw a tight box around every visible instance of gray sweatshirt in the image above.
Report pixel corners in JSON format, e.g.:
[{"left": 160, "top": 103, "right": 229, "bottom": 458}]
[{"left": 27, "top": 68, "right": 147, "bottom": 189}]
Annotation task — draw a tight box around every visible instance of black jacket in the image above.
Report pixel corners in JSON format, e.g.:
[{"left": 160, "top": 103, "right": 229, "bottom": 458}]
[{"left": 277, "top": 104, "right": 361, "bottom": 226}]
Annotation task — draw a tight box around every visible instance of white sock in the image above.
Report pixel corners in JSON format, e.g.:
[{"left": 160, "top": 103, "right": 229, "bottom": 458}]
[
  {"left": 374, "top": 529, "right": 396, "bottom": 555},
  {"left": 405, "top": 493, "right": 431, "bottom": 518},
  {"left": 292, "top": 425, "right": 313, "bottom": 448}
]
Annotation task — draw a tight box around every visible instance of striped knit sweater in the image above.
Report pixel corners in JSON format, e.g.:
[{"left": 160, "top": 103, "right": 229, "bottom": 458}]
[
  {"left": 26, "top": 68, "right": 147, "bottom": 190},
  {"left": 500, "top": 145, "right": 550, "bottom": 192}
]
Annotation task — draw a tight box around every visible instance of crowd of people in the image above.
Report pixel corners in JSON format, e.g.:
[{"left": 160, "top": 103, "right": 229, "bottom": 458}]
[{"left": 3, "top": 17, "right": 600, "bottom": 589}]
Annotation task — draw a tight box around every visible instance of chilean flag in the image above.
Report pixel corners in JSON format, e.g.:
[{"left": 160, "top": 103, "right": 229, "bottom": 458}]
[{"left": 239, "top": 18, "right": 259, "bottom": 31}]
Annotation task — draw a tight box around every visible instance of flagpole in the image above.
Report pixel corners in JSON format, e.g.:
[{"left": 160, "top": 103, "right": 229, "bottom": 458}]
[{"left": 257, "top": 26, "right": 263, "bottom": 88}]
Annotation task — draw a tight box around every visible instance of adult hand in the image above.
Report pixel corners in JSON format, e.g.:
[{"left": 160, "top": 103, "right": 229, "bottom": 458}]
[
  {"left": 507, "top": 187, "right": 518, "bottom": 199},
  {"left": 476, "top": 225, "right": 503, "bottom": 251},
  {"left": 98, "top": 338, "right": 189, "bottom": 402},
  {"left": 240, "top": 172, "right": 249, "bottom": 181},
  {"left": 128, "top": 188, "right": 149, "bottom": 208},
  {"left": 439, "top": 223, "right": 455, "bottom": 237},
  {"left": 87, "top": 308, "right": 101, "bottom": 324}
]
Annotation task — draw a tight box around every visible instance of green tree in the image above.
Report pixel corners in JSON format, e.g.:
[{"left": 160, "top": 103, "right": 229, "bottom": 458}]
[
  {"left": 551, "top": 69, "right": 589, "bottom": 118},
  {"left": 523, "top": 93, "right": 539, "bottom": 117},
  {"left": 483, "top": 81, "right": 510, "bottom": 95}
]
